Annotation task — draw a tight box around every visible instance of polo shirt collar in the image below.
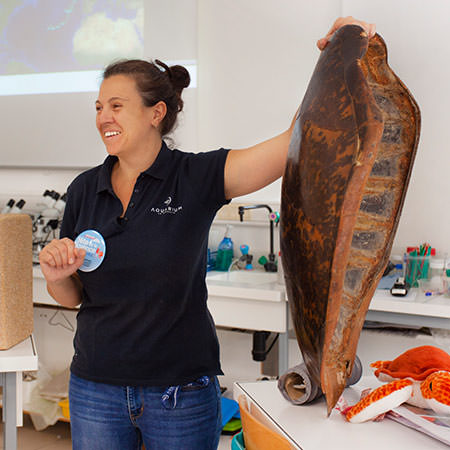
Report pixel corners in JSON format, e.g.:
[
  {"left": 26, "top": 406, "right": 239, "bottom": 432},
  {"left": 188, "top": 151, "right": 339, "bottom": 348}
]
[
  {"left": 96, "top": 141, "right": 172, "bottom": 194},
  {"left": 141, "top": 140, "right": 172, "bottom": 180}
]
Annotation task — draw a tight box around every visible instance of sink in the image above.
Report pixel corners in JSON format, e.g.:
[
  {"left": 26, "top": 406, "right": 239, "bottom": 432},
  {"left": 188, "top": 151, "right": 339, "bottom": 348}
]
[
  {"left": 207, "top": 270, "right": 278, "bottom": 285},
  {"left": 207, "top": 270, "right": 285, "bottom": 302}
]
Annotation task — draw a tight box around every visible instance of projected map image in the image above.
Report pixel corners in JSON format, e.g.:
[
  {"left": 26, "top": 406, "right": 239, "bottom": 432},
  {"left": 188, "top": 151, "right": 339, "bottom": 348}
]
[{"left": 0, "top": 0, "right": 144, "bottom": 75}]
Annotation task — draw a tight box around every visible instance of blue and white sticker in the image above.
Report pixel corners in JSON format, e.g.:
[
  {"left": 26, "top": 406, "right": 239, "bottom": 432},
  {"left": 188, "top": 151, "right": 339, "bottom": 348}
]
[{"left": 74, "top": 229, "right": 106, "bottom": 272}]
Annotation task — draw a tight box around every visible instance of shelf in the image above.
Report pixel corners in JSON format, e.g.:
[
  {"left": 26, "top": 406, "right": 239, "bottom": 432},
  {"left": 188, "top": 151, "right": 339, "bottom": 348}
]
[{"left": 213, "top": 219, "right": 274, "bottom": 227}]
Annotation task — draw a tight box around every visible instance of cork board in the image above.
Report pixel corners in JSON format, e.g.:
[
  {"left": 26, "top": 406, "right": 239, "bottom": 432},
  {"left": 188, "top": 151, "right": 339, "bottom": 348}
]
[{"left": 0, "top": 214, "right": 33, "bottom": 350}]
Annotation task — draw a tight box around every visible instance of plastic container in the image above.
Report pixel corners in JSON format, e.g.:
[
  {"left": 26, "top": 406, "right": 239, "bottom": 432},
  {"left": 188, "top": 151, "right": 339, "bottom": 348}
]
[
  {"left": 231, "top": 430, "right": 245, "bottom": 450},
  {"left": 393, "top": 263, "right": 404, "bottom": 278},
  {"left": 417, "top": 258, "right": 448, "bottom": 296},
  {"left": 405, "top": 253, "right": 431, "bottom": 287},
  {"left": 58, "top": 398, "right": 70, "bottom": 419},
  {"left": 446, "top": 269, "right": 450, "bottom": 298},
  {"left": 206, "top": 249, "right": 217, "bottom": 271},
  {"left": 277, "top": 251, "right": 285, "bottom": 284},
  {"left": 215, "top": 225, "right": 234, "bottom": 271}
]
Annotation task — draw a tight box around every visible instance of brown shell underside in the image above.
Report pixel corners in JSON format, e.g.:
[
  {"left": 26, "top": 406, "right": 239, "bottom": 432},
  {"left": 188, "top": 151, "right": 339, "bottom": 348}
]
[{"left": 280, "top": 25, "right": 420, "bottom": 414}]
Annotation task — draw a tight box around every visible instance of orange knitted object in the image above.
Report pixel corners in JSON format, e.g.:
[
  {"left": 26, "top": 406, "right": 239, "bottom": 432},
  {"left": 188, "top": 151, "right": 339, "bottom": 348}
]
[
  {"left": 371, "top": 346, "right": 450, "bottom": 381},
  {"left": 346, "top": 379, "right": 413, "bottom": 422},
  {"left": 346, "top": 346, "right": 450, "bottom": 424},
  {"left": 421, "top": 371, "right": 450, "bottom": 405}
]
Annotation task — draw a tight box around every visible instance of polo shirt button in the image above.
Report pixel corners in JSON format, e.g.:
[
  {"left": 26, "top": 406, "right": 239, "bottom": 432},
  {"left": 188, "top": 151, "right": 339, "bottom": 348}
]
[
  {"left": 134, "top": 188, "right": 140, "bottom": 193},
  {"left": 129, "top": 202, "right": 135, "bottom": 208},
  {"left": 123, "top": 217, "right": 129, "bottom": 222}
]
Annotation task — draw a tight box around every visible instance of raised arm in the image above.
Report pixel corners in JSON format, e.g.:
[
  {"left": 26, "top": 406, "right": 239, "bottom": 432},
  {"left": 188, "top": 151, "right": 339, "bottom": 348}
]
[
  {"left": 224, "top": 16, "right": 376, "bottom": 200},
  {"left": 224, "top": 111, "right": 297, "bottom": 199}
]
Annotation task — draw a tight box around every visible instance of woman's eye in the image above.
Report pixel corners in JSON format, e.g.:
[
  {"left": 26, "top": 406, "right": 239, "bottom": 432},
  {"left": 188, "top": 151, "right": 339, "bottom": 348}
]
[
  {"left": 112, "top": 104, "right": 121, "bottom": 109},
  {"left": 95, "top": 106, "right": 102, "bottom": 112}
]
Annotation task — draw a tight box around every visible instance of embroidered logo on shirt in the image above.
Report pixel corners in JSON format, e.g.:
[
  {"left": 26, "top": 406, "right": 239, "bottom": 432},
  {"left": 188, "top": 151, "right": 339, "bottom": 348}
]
[{"left": 149, "top": 196, "right": 182, "bottom": 215}]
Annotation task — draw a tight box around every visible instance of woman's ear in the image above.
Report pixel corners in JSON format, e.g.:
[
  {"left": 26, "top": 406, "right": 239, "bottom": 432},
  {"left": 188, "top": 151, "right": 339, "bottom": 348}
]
[{"left": 151, "top": 101, "right": 167, "bottom": 128}]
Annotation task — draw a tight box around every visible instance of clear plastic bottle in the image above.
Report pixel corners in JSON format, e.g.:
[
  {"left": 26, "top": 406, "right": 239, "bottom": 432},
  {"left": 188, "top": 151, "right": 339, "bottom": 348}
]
[
  {"left": 215, "top": 225, "right": 234, "bottom": 271},
  {"left": 445, "top": 269, "right": 450, "bottom": 298},
  {"left": 277, "top": 251, "right": 285, "bottom": 284},
  {"left": 444, "top": 256, "right": 450, "bottom": 298}
]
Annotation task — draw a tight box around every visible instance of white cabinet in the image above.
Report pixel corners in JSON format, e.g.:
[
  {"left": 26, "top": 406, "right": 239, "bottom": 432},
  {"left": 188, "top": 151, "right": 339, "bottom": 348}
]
[
  {"left": 32, "top": 266, "right": 76, "bottom": 376},
  {"left": 31, "top": 267, "right": 450, "bottom": 379}
]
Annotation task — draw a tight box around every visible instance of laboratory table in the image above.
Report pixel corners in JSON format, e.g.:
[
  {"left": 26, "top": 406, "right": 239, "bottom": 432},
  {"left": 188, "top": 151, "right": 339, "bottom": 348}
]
[
  {"left": 234, "top": 379, "right": 450, "bottom": 450},
  {"left": 0, "top": 335, "right": 38, "bottom": 450},
  {"left": 32, "top": 266, "right": 450, "bottom": 378}
]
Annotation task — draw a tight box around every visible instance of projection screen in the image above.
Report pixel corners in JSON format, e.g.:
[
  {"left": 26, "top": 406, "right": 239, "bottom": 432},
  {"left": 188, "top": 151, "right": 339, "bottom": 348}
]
[{"left": 0, "top": 0, "right": 197, "bottom": 167}]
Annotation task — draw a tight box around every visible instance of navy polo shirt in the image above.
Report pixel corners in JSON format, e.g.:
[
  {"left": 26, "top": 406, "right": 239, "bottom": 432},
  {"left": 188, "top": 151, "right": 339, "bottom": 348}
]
[{"left": 60, "top": 141, "right": 230, "bottom": 386}]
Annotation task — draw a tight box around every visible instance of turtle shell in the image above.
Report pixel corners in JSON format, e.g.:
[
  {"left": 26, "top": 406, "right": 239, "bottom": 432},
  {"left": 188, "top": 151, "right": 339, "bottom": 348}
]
[{"left": 281, "top": 25, "right": 420, "bottom": 414}]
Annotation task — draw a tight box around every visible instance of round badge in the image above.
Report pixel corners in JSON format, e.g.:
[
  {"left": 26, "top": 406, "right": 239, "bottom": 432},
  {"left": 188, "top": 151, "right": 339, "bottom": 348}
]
[{"left": 74, "top": 229, "right": 106, "bottom": 272}]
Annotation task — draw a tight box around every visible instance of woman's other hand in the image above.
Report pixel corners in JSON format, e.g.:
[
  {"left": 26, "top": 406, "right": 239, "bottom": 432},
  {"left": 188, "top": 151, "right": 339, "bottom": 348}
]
[
  {"left": 317, "top": 16, "right": 376, "bottom": 50},
  {"left": 39, "top": 238, "right": 86, "bottom": 283}
]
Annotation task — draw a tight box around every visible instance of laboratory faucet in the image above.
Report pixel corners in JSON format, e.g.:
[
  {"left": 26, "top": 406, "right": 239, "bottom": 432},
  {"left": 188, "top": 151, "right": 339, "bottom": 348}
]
[{"left": 238, "top": 204, "right": 277, "bottom": 272}]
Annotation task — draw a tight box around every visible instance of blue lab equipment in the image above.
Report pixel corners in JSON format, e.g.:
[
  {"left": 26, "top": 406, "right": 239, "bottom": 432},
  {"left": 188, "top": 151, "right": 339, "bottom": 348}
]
[
  {"left": 240, "top": 244, "right": 253, "bottom": 270},
  {"left": 215, "top": 225, "right": 234, "bottom": 271}
]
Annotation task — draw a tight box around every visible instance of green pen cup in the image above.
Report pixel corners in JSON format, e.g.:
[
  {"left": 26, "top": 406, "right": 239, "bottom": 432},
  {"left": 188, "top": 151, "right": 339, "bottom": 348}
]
[{"left": 405, "top": 253, "right": 431, "bottom": 288}]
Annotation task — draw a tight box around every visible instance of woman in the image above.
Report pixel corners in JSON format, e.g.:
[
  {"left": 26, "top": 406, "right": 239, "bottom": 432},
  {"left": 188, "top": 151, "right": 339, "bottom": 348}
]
[{"left": 39, "top": 16, "right": 375, "bottom": 450}]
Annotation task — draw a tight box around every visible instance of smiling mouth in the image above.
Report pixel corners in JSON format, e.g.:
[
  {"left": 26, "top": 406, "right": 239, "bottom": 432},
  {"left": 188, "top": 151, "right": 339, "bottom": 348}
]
[{"left": 104, "top": 131, "right": 121, "bottom": 138}]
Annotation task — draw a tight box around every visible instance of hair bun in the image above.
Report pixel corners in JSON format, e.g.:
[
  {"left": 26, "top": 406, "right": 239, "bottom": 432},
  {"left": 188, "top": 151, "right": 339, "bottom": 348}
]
[
  {"left": 168, "top": 65, "right": 190, "bottom": 91},
  {"left": 155, "top": 59, "right": 190, "bottom": 92}
]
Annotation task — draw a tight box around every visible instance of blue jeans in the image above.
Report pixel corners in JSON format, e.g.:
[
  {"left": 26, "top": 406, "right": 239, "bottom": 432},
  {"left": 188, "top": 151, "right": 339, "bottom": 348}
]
[{"left": 69, "top": 373, "right": 222, "bottom": 450}]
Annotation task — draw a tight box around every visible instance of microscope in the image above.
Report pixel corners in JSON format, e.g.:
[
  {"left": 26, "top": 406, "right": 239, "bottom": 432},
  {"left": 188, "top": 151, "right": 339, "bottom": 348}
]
[
  {"left": 1, "top": 198, "right": 26, "bottom": 214},
  {"left": 32, "top": 190, "right": 66, "bottom": 263},
  {"left": 1, "top": 192, "right": 67, "bottom": 263}
]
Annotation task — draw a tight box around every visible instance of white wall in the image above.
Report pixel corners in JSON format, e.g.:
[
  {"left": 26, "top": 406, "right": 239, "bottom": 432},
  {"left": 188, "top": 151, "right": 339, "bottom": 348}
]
[
  {"left": 341, "top": 0, "right": 450, "bottom": 254},
  {"left": 198, "top": 0, "right": 340, "bottom": 203},
  {"left": 1, "top": 0, "right": 449, "bottom": 255},
  {"left": 197, "top": 0, "right": 450, "bottom": 254}
]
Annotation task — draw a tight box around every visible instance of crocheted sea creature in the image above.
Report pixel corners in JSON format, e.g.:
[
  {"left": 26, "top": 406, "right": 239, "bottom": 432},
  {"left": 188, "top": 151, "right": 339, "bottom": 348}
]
[{"left": 346, "top": 346, "right": 450, "bottom": 423}]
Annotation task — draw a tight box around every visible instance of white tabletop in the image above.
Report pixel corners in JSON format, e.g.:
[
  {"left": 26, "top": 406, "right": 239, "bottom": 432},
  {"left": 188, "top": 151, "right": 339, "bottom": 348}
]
[
  {"left": 234, "top": 379, "right": 450, "bottom": 450},
  {"left": 370, "top": 287, "right": 450, "bottom": 319},
  {"left": 0, "top": 335, "right": 38, "bottom": 372}
]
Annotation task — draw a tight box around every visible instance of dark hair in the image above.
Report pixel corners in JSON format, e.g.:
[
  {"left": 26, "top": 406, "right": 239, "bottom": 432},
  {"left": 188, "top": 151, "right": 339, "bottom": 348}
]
[{"left": 103, "top": 59, "right": 190, "bottom": 136}]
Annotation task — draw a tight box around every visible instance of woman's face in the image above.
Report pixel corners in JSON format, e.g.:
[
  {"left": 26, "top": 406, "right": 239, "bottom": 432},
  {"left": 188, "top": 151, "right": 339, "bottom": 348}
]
[{"left": 95, "top": 75, "right": 157, "bottom": 157}]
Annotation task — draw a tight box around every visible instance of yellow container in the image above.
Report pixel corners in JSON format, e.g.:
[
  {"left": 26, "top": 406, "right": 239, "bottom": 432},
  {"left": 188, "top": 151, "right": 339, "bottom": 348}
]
[{"left": 58, "top": 398, "right": 70, "bottom": 420}]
